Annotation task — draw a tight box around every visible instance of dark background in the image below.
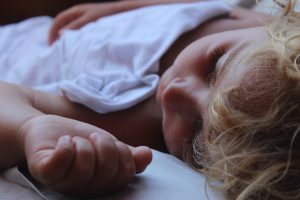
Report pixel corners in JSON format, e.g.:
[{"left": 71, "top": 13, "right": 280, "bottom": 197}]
[{"left": 0, "top": 0, "right": 119, "bottom": 24}]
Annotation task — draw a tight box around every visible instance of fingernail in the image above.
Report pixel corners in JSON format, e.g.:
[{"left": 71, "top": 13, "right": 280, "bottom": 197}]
[
  {"left": 72, "top": 136, "right": 81, "bottom": 142},
  {"left": 60, "top": 135, "right": 71, "bottom": 142},
  {"left": 57, "top": 135, "right": 72, "bottom": 147}
]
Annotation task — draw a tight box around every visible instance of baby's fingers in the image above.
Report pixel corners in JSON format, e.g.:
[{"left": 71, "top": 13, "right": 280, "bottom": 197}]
[
  {"left": 109, "top": 141, "right": 136, "bottom": 190},
  {"left": 61, "top": 15, "right": 91, "bottom": 32},
  {"left": 29, "top": 136, "right": 75, "bottom": 185},
  {"left": 49, "top": 136, "right": 95, "bottom": 193},
  {"left": 109, "top": 144, "right": 152, "bottom": 190},
  {"left": 48, "top": 8, "right": 83, "bottom": 44},
  {"left": 76, "top": 132, "right": 121, "bottom": 196}
]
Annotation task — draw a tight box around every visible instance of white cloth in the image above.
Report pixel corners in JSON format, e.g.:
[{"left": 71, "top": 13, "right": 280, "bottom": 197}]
[{"left": 0, "top": 1, "right": 230, "bottom": 113}]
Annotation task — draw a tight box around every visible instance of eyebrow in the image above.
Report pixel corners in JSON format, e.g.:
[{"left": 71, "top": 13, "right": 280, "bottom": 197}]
[{"left": 217, "top": 42, "right": 249, "bottom": 81}]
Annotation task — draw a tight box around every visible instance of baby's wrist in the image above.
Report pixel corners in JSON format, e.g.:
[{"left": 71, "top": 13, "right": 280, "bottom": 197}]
[{"left": 17, "top": 114, "right": 46, "bottom": 161}]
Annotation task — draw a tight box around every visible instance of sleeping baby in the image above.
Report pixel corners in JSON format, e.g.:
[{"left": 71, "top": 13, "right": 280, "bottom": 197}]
[{"left": 0, "top": 0, "right": 299, "bottom": 199}]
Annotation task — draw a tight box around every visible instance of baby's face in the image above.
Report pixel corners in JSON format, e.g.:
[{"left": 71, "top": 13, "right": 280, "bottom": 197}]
[{"left": 157, "top": 26, "right": 269, "bottom": 158}]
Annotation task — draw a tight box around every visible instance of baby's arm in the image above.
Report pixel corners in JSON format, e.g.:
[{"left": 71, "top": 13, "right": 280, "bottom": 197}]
[{"left": 0, "top": 81, "right": 152, "bottom": 197}]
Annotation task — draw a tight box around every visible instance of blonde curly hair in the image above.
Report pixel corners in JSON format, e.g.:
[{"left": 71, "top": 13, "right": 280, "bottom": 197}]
[{"left": 191, "top": 1, "right": 300, "bottom": 199}]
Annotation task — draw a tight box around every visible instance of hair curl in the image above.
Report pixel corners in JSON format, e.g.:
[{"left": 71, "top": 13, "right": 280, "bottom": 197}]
[{"left": 192, "top": 1, "right": 300, "bottom": 199}]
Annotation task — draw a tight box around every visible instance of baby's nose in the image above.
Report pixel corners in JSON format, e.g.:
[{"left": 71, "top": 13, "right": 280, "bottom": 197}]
[{"left": 161, "top": 77, "right": 201, "bottom": 119}]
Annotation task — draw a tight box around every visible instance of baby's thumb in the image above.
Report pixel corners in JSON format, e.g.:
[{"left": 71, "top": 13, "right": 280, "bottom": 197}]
[{"left": 129, "top": 146, "right": 152, "bottom": 174}]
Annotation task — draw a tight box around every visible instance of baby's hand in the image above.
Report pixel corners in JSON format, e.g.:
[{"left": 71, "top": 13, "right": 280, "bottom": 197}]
[
  {"left": 20, "top": 115, "right": 152, "bottom": 197},
  {"left": 48, "top": 2, "right": 126, "bottom": 45}
]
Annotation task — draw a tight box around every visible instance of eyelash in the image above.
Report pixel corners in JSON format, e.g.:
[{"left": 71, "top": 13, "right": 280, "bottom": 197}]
[{"left": 207, "top": 47, "right": 226, "bottom": 84}]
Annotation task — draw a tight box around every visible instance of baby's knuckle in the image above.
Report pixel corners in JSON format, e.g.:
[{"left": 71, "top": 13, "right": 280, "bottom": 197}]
[{"left": 94, "top": 135, "right": 115, "bottom": 149}]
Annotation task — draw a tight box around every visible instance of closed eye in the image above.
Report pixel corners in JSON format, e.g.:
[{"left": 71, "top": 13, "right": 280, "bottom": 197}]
[{"left": 206, "top": 47, "right": 227, "bottom": 85}]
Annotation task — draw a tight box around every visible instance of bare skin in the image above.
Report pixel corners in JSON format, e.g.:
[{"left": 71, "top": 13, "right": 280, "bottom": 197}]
[
  {"left": 0, "top": 0, "right": 274, "bottom": 197},
  {"left": 59, "top": 6, "right": 273, "bottom": 151}
]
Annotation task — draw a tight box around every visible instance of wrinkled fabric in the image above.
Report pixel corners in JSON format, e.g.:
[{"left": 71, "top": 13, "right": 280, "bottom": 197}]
[{"left": 0, "top": 1, "right": 230, "bottom": 113}]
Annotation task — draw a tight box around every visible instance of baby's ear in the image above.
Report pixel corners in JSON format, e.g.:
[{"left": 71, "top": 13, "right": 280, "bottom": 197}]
[{"left": 130, "top": 146, "right": 152, "bottom": 174}]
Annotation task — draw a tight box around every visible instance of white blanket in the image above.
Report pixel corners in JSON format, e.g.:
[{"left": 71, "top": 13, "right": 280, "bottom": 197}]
[
  {"left": 0, "top": 1, "right": 231, "bottom": 199},
  {"left": 0, "top": 1, "right": 230, "bottom": 113}
]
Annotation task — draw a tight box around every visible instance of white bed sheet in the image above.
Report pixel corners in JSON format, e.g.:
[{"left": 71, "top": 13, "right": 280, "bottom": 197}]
[{"left": 3, "top": 150, "right": 222, "bottom": 200}]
